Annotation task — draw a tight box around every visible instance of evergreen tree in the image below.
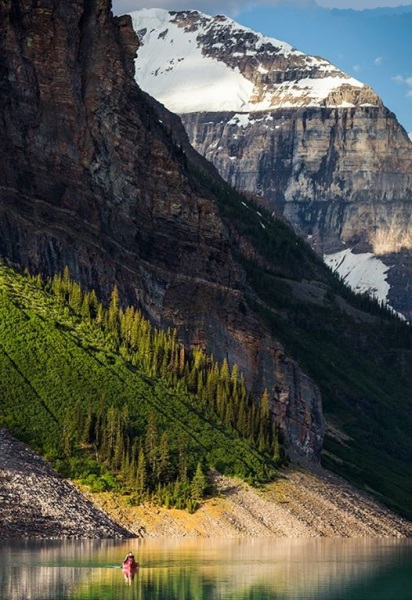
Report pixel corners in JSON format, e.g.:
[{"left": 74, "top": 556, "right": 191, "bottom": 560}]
[
  {"left": 191, "top": 462, "right": 207, "bottom": 502},
  {"left": 96, "top": 302, "right": 105, "bottom": 327},
  {"left": 1, "top": 264, "right": 288, "bottom": 510},
  {"left": 178, "top": 434, "right": 188, "bottom": 483},
  {"left": 135, "top": 446, "right": 147, "bottom": 500},
  {"left": 51, "top": 273, "right": 64, "bottom": 301},
  {"left": 113, "top": 415, "right": 125, "bottom": 471},
  {"left": 81, "top": 404, "right": 94, "bottom": 445},
  {"left": 69, "top": 281, "right": 82, "bottom": 313},
  {"left": 107, "top": 285, "right": 120, "bottom": 344},
  {"left": 63, "top": 266, "right": 70, "bottom": 289},
  {"left": 158, "top": 431, "right": 171, "bottom": 484},
  {"left": 231, "top": 363, "right": 239, "bottom": 397},
  {"left": 81, "top": 294, "right": 91, "bottom": 323},
  {"left": 62, "top": 411, "right": 76, "bottom": 458},
  {"left": 88, "top": 289, "right": 98, "bottom": 318},
  {"left": 145, "top": 411, "right": 158, "bottom": 476},
  {"left": 259, "top": 389, "right": 270, "bottom": 420}
]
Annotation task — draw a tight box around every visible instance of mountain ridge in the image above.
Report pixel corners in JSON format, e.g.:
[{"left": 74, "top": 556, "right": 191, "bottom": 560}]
[
  {"left": 132, "top": 8, "right": 412, "bottom": 322},
  {"left": 133, "top": 8, "right": 377, "bottom": 114},
  {"left": 0, "top": 0, "right": 411, "bottom": 523},
  {"left": 0, "top": 0, "right": 326, "bottom": 462}
]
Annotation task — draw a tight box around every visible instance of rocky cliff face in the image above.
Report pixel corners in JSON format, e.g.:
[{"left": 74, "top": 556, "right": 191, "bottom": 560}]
[
  {"left": 132, "top": 9, "right": 412, "bottom": 320},
  {"left": 181, "top": 106, "right": 412, "bottom": 253},
  {"left": 181, "top": 106, "right": 412, "bottom": 320},
  {"left": 0, "top": 0, "right": 324, "bottom": 459}
]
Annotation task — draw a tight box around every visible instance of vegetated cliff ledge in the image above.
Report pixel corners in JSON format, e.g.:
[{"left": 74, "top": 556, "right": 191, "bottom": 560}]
[
  {"left": 0, "top": 0, "right": 411, "bottom": 518},
  {"left": 0, "top": 0, "right": 325, "bottom": 462},
  {"left": 0, "top": 428, "right": 130, "bottom": 539},
  {"left": 2, "top": 428, "right": 410, "bottom": 539}
]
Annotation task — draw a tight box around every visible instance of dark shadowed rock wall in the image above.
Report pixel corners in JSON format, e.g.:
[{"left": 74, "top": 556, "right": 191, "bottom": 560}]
[{"left": 0, "top": 0, "right": 324, "bottom": 460}]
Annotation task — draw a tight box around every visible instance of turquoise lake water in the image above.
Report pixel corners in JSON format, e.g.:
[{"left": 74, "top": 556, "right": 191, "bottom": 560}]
[{"left": 0, "top": 538, "right": 411, "bottom": 599}]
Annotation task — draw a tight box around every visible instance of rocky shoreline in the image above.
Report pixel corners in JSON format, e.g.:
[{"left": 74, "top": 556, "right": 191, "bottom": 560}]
[
  {"left": 0, "top": 428, "right": 130, "bottom": 539},
  {"left": 1, "top": 428, "right": 411, "bottom": 540},
  {"left": 87, "top": 469, "right": 412, "bottom": 539}
]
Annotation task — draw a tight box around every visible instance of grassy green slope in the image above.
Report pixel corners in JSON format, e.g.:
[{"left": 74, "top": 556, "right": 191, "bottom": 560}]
[
  {"left": 0, "top": 264, "right": 273, "bottom": 492},
  {"left": 189, "top": 166, "right": 412, "bottom": 519}
]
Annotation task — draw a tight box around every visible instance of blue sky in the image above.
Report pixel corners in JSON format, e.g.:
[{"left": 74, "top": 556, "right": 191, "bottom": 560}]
[
  {"left": 112, "top": 2, "right": 412, "bottom": 132},
  {"left": 112, "top": 1, "right": 412, "bottom": 11}
]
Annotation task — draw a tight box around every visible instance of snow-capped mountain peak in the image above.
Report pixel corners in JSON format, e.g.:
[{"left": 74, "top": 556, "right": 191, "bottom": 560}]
[{"left": 130, "top": 8, "right": 380, "bottom": 114}]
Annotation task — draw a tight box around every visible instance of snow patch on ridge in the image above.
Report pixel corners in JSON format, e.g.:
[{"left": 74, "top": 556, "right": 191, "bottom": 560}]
[
  {"left": 227, "top": 114, "right": 252, "bottom": 128},
  {"left": 130, "top": 8, "right": 368, "bottom": 115},
  {"left": 324, "top": 248, "right": 390, "bottom": 305},
  {"left": 132, "top": 9, "right": 255, "bottom": 113}
]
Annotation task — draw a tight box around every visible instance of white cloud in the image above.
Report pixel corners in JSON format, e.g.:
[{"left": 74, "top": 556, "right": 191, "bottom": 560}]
[
  {"left": 112, "top": 0, "right": 316, "bottom": 17},
  {"left": 392, "top": 75, "right": 412, "bottom": 98},
  {"left": 374, "top": 56, "right": 383, "bottom": 65},
  {"left": 353, "top": 64, "right": 361, "bottom": 72}
]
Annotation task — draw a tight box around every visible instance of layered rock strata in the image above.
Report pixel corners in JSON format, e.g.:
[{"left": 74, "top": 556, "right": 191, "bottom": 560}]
[
  {"left": 0, "top": 0, "right": 324, "bottom": 459},
  {"left": 132, "top": 8, "right": 412, "bottom": 320}
]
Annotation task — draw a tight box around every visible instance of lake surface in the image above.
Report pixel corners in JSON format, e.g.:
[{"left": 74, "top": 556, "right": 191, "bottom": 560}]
[{"left": 0, "top": 538, "right": 411, "bottom": 600}]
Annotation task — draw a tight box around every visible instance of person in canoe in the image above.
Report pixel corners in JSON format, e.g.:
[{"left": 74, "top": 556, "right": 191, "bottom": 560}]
[{"left": 122, "top": 552, "right": 139, "bottom": 584}]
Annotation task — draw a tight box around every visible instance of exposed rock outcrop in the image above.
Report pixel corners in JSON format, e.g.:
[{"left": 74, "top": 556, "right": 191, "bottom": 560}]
[
  {"left": 132, "top": 9, "right": 412, "bottom": 320},
  {"left": 85, "top": 469, "right": 412, "bottom": 539},
  {"left": 181, "top": 106, "right": 412, "bottom": 256},
  {"left": 0, "top": 0, "right": 324, "bottom": 459}
]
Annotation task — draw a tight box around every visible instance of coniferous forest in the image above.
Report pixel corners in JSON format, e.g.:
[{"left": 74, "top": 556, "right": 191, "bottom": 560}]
[{"left": 0, "top": 263, "right": 282, "bottom": 512}]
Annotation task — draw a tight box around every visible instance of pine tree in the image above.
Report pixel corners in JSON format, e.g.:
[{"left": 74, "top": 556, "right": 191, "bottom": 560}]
[
  {"left": 145, "top": 411, "right": 158, "bottom": 476},
  {"left": 108, "top": 285, "right": 120, "bottom": 340},
  {"left": 231, "top": 363, "right": 239, "bottom": 398},
  {"left": 158, "top": 431, "right": 171, "bottom": 484},
  {"left": 96, "top": 302, "right": 105, "bottom": 327},
  {"left": 63, "top": 266, "right": 70, "bottom": 289},
  {"left": 121, "top": 306, "right": 135, "bottom": 346},
  {"left": 51, "top": 273, "right": 64, "bottom": 300},
  {"left": 129, "top": 310, "right": 141, "bottom": 351},
  {"left": 88, "top": 289, "right": 99, "bottom": 320},
  {"left": 62, "top": 411, "right": 76, "bottom": 458},
  {"left": 178, "top": 434, "right": 188, "bottom": 483},
  {"left": 191, "top": 462, "right": 207, "bottom": 502},
  {"left": 81, "top": 404, "right": 94, "bottom": 445},
  {"left": 102, "top": 406, "right": 118, "bottom": 463},
  {"left": 69, "top": 281, "right": 83, "bottom": 312},
  {"left": 135, "top": 446, "right": 147, "bottom": 500},
  {"left": 113, "top": 415, "right": 124, "bottom": 471},
  {"left": 81, "top": 294, "right": 91, "bottom": 323},
  {"left": 259, "top": 389, "right": 270, "bottom": 420},
  {"left": 220, "top": 358, "right": 230, "bottom": 384}
]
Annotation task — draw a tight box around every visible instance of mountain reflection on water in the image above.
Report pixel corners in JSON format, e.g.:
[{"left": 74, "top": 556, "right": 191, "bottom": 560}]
[{"left": 0, "top": 538, "right": 411, "bottom": 600}]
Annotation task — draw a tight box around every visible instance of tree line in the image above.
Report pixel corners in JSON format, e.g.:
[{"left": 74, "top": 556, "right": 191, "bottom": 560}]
[{"left": 31, "top": 268, "right": 282, "bottom": 510}]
